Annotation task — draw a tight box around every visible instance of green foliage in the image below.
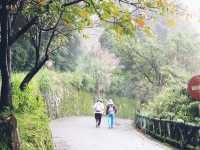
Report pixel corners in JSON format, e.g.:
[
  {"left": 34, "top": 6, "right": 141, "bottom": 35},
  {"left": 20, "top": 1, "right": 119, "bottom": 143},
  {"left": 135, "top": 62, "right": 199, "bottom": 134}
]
[
  {"left": 100, "top": 30, "right": 200, "bottom": 102},
  {"left": 12, "top": 37, "right": 35, "bottom": 71},
  {"left": 36, "top": 69, "right": 136, "bottom": 118},
  {"left": 58, "top": 89, "right": 94, "bottom": 117},
  {"left": 16, "top": 113, "right": 53, "bottom": 150},
  {"left": 109, "top": 96, "right": 136, "bottom": 119},
  {"left": 12, "top": 73, "right": 54, "bottom": 150},
  {"left": 12, "top": 74, "right": 44, "bottom": 113},
  {"left": 141, "top": 86, "right": 200, "bottom": 124},
  {"left": 37, "top": 69, "right": 96, "bottom": 117},
  {"left": 100, "top": 30, "right": 200, "bottom": 124},
  {"left": 188, "top": 101, "right": 200, "bottom": 118},
  {"left": 62, "top": 70, "right": 96, "bottom": 91},
  {"left": 58, "top": 90, "right": 136, "bottom": 119},
  {"left": 11, "top": 0, "right": 176, "bottom": 73},
  {"left": 39, "top": 68, "right": 96, "bottom": 92},
  {"left": 12, "top": 34, "right": 80, "bottom": 72}
]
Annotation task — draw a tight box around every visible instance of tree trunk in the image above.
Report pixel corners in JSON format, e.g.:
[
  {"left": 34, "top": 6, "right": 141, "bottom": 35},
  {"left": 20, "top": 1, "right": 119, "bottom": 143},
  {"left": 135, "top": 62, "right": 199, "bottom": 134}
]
[
  {"left": 0, "top": 115, "right": 20, "bottom": 150},
  {"left": 95, "top": 80, "right": 100, "bottom": 98},
  {"left": 0, "top": 0, "right": 12, "bottom": 108},
  {"left": 0, "top": 1, "right": 20, "bottom": 149},
  {"left": 20, "top": 56, "right": 49, "bottom": 91}
]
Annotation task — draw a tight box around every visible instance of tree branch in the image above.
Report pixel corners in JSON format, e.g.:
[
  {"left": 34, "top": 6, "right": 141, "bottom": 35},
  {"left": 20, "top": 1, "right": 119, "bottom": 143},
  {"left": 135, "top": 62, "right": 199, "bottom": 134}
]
[
  {"left": 8, "top": 16, "right": 37, "bottom": 47},
  {"left": 62, "top": 0, "right": 84, "bottom": 7}
]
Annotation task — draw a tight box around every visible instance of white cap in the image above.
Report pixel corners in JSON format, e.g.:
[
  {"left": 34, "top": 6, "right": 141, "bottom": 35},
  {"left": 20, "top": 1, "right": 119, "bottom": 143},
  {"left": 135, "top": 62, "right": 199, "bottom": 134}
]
[{"left": 108, "top": 99, "right": 113, "bottom": 105}]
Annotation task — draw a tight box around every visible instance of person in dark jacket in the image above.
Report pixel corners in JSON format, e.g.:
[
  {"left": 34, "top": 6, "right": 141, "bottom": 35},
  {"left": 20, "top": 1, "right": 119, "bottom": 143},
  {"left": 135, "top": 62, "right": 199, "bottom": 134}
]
[{"left": 106, "top": 99, "right": 117, "bottom": 128}]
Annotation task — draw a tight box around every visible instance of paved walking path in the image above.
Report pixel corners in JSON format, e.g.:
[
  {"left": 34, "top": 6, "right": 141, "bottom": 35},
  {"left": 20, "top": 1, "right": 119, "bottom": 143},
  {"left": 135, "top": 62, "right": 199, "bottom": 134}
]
[{"left": 50, "top": 117, "right": 172, "bottom": 150}]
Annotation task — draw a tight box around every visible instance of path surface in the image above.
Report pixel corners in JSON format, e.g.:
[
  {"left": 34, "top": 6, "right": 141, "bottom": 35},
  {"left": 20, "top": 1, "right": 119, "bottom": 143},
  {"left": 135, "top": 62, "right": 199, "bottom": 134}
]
[{"left": 50, "top": 117, "right": 172, "bottom": 150}]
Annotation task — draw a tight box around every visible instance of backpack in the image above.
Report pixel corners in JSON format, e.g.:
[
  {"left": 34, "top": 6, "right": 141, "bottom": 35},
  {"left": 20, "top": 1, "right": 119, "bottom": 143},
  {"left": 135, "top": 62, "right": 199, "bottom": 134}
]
[
  {"left": 108, "top": 105, "right": 114, "bottom": 113},
  {"left": 95, "top": 103, "right": 101, "bottom": 112}
]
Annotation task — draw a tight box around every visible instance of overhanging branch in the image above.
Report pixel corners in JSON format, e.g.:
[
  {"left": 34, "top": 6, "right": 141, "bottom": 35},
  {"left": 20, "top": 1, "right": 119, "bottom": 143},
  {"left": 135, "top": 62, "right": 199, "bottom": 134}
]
[
  {"left": 9, "top": 16, "right": 37, "bottom": 47},
  {"left": 62, "top": 0, "right": 83, "bottom": 7}
]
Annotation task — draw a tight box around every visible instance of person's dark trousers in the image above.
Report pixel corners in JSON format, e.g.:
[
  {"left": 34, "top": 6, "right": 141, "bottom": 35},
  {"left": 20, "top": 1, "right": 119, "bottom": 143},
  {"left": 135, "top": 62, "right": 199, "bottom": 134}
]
[{"left": 95, "top": 113, "right": 102, "bottom": 127}]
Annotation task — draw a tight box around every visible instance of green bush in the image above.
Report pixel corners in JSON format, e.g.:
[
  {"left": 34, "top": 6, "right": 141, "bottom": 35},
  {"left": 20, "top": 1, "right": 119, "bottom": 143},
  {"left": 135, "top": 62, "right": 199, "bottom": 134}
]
[
  {"left": 12, "top": 74, "right": 44, "bottom": 113},
  {"left": 108, "top": 96, "right": 136, "bottom": 119},
  {"left": 12, "top": 73, "right": 54, "bottom": 150},
  {"left": 188, "top": 101, "right": 200, "bottom": 118},
  {"left": 17, "top": 113, "right": 53, "bottom": 150},
  {"left": 141, "top": 86, "right": 200, "bottom": 124}
]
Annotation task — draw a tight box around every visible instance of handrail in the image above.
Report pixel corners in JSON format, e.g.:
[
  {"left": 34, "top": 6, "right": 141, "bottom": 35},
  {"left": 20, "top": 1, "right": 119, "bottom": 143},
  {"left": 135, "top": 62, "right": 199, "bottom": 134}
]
[{"left": 135, "top": 114, "right": 200, "bottom": 150}]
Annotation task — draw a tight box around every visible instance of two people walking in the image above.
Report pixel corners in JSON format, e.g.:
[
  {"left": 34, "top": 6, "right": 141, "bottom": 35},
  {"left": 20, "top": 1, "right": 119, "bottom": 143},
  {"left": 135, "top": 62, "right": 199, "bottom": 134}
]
[{"left": 93, "top": 99, "right": 117, "bottom": 128}]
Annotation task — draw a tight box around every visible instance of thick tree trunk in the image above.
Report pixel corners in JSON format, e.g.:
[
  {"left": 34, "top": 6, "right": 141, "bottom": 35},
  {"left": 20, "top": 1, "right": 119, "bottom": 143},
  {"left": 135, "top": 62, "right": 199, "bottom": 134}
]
[
  {"left": 20, "top": 56, "right": 49, "bottom": 91},
  {"left": 0, "top": 1, "right": 20, "bottom": 149},
  {"left": 0, "top": 115, "right": 20, "bottom": 150},
  {"left": 0, "top": 0, "right": 12, "bottom": 108}
]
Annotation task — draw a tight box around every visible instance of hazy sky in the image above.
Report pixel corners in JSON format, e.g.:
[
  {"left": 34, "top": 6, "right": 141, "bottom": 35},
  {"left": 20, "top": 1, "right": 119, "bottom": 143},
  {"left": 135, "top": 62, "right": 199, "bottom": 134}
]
[
  {"left": 181, "top": 0, "right": 200, "bottom": 18},
  {"left": 177, "top": 0, "right": 200, "bottom": 32}
]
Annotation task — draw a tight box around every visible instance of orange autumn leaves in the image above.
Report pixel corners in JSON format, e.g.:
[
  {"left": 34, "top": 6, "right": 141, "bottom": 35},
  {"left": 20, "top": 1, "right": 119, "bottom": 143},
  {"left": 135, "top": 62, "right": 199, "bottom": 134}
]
[
  {"left": 37, "top": 0, "right": 46, "bottom": 6},
  {"left": 62, "top": 9, "right": 90, "bottom": 29},
  {"left": 80, "top": 9, "right": 89, "bottom": 17},
  {"left": 135, "top": 18, "right": 145, "bottom": 28},
  {"left": 51, "top": 0, "right": 176, "bottom": 37}
]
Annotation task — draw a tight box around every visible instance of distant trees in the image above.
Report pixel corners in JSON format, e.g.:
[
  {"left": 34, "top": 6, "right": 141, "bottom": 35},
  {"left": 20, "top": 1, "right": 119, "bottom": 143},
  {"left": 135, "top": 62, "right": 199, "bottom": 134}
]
[
  {"left": 77, "top": 49, "right": 119, "bottom": 98},
  {"left": 100, "top": 30, "right": 200, "bottom": 101}
]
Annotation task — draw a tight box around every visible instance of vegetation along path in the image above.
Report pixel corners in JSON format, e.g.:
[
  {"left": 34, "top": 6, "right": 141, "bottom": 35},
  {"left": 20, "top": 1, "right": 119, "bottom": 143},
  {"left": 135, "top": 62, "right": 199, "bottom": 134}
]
[{"left": 50, "top": 117, "right": 172, "bottom": 150}]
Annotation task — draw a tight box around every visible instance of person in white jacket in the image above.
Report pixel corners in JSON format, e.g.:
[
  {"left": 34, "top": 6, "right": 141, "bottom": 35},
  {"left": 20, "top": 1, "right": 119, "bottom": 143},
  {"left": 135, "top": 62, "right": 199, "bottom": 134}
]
[{"left": 93, "top": 99, "right": 104, "bottom": 127}]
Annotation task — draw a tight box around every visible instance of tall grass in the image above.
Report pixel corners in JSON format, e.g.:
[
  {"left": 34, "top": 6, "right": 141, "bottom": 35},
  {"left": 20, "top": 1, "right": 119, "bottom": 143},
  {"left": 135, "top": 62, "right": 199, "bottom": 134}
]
[
  {"left": 110, "top": 96, "right": 136, "bottom": 119},
  {"left": 12, "top": 73, "right": 54, "bottom": 150}
]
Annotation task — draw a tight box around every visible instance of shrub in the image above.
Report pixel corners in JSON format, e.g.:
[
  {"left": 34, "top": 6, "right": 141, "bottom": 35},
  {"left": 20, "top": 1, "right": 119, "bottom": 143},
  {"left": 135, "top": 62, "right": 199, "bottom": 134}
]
[
  {"left": 141, "top": 86, "right": 200, "bottom": 124},
  {"left": 12, "top": 73, "right": 54, "bottom": 150}
]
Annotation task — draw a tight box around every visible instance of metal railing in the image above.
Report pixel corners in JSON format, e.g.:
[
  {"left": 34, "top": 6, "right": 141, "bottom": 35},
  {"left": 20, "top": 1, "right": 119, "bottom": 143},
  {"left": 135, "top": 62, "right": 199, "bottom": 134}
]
[{"left": 135, "top": 114, "right": 200, "bottom": 150}]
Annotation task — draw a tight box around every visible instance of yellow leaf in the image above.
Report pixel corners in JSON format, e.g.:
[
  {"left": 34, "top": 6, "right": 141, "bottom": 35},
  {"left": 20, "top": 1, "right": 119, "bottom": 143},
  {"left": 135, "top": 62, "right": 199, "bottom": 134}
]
[
  {"left": 115, "top": 26, "right": 123, "bottom": 40},
  {"left": 102, "top": 11, "right": 112, "bottom": 20},
  {"left": 165, "top": 18, "right": 176, "bottom": 28},
  {"left": 80, "top": 10, "right": 89, "bottom": 17},
  {"left": 117, "top": 26, "right": 123, "bottom": 36},
  {"left": 37, "top": 0, "right": 46, "bottom": 6},
  {"left": 156, "top": 0, "right": 166, "bottom": 6},
  {"left": 110, "top": 5, "right": 120, "bottom": 17},
  {"left": 143, "top": 27, "right": 154, "bottom": 37},
  {"left": 135, "top": 18, "right": 145, "bottom": 28}
]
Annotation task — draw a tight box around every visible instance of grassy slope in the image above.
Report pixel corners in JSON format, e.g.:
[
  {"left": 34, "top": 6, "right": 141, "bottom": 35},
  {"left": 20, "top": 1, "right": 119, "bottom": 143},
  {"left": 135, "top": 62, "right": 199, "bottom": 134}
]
[{"left": 12, "top": 73, "right": 54, "bottom": 150}]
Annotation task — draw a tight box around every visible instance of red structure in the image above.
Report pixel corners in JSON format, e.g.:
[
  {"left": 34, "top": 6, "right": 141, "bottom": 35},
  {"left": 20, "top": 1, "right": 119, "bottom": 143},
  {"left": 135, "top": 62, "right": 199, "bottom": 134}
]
[{"left": 188, "top": 75, "right": 200, "bottom": 100}]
